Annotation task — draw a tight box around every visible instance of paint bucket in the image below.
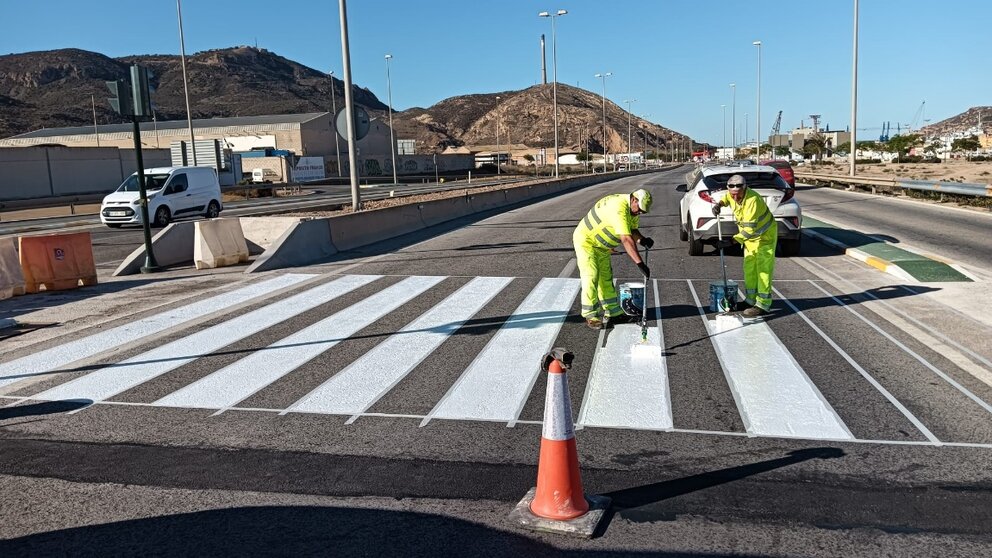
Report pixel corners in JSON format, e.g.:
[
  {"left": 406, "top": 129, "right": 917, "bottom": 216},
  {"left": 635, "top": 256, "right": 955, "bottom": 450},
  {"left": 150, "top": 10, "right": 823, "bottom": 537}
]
[
  {"left": 618, "top": 281, "right": 645, "bottom": 317},
  {"left": 709, "top": 280, "right": 738, "bottom": 312}
]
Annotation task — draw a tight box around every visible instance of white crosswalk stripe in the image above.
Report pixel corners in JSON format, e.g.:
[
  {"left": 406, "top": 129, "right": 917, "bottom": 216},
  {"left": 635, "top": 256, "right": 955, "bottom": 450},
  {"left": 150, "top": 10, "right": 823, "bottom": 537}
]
[
  {"left": 425, "top": 277, "right": 580, "bottom": 424},
  {"left": 287, "top": 276, "right": 514, "bottom": 417},
  {"left": 0, "top": 274, "right": 314, "bottom": 391},
  {"left": 154, "top": 275, "right": 445, "bottom": 410},
  {"left": 13, "top": 272, "right": 984, "bottom": 445},
  {"left": 32, "top": 275, "right": 380, "bottom": 403}
]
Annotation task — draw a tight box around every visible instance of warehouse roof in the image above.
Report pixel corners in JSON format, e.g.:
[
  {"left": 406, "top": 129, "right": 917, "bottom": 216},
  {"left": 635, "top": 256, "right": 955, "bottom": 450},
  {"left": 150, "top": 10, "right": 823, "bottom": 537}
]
[{"left": 9, "top": 112, "right": 329, "bottom": 139}]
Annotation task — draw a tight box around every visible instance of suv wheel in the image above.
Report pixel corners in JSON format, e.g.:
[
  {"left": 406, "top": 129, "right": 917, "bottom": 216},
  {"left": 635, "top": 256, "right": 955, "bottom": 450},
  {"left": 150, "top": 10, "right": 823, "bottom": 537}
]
[
  {"left": 688, "top": 234, "right": 704, "bottom": 256},
  {"left": 153, "top": 206, "right": 171, "bottom": 228},
  {"left": 206, "top": 200, "right": 221, "bottom": 219}
]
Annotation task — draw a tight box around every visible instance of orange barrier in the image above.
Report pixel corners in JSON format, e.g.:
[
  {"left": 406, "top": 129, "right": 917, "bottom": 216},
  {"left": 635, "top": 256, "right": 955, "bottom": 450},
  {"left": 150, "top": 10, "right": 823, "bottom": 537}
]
[
  {"left": 0, "top": 237, "right": 26, "bottom": 299},
  {"left": 508, "top": 349, "right": 610, "bottom": 537},
  {"left": 19, "top": 232, "right": 97, "bottom": 293}
]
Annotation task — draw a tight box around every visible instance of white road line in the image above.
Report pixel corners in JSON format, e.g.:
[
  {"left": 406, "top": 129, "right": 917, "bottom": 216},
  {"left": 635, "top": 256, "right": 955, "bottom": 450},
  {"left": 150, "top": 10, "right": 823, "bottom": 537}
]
[
  {"left": 806, "top": 280, "right": 992, "bottom": 416},
  {"left": 0, "top": 274, "right": 315, "bottom": 390},
  {"left": 686, "top": 280, "right": 854, "bottom": 440},
  {"left": 558, "top": 258, "right": 577, "bottom": 278},
  {"left": 283, "top": 276, "right": 513, "bottom": 417},
  {"left": 155, "top": 275, "right": 444, "bottom": 411},
  {"left": 30, "top": 275, "right": 381, "bottom": 403},
  {"left": 422, "top": 277, "right": 580, "bottom": 425},
  {"left": 772, "top": 286, "right": 941, "bottom": 445},
  {"left": 577, "top": 278, "right": 673, "bottom": 430}
]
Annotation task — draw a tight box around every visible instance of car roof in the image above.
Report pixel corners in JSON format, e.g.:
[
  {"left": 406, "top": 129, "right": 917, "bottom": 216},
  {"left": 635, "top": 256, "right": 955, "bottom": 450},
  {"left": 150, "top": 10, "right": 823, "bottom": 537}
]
[{"left": 700, "top": 164, "right": 777, "bottom": 176}]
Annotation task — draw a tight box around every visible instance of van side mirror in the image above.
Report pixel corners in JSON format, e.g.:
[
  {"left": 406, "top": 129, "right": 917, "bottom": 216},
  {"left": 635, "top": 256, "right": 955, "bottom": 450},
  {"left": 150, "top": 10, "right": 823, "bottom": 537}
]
[{"left": 675, "top": 184, "right": 688, "bottom": 192}]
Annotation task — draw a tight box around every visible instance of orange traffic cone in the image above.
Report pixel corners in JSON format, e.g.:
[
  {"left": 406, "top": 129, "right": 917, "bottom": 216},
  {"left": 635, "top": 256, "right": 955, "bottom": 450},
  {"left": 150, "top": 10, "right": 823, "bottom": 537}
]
[{"left": 509, "top": 348, "right": 610, "bottom": 538}]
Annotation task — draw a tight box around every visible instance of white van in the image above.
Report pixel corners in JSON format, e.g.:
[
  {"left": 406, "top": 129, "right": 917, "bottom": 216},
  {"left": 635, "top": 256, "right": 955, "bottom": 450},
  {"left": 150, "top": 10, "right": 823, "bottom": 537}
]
[
  {"left": 100, "top": 166, "right": 223, "bottom": 228},
  {"left": 251, "top": 168, "right": 280, "bottom": 184}
]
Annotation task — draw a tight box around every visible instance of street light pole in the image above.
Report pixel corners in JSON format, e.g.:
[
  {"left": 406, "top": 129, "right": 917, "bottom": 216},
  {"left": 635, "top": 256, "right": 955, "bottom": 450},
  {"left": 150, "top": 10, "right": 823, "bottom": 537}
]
[
  {"left": 495, "top": 95, "right": 501, "bottom": 176},
  {"left": 176, "top": 0, "right": 197, "bottom": 166},
  {"left": 850, "top": 0, "right": 859, "bottom": 177},
  {"left": 595, "top": 72, "right": 611, "bottom": 172},
  {"left": 730, "top": 83, "right": 736, "bottom": 158},
  {"left": 624, "top": 99, "right": 636, "bottom": 166},
  {"left": 384, "top": 54, "right": 398, "bottom": 186},
  {"left": 91, "top": 94, "right": 100, "bottom": 147},
  {"left": 721, "top": 104, "right": 726, "bottom": 158},
  {"left": 329, "top": 70, "right": 342, "bottom": 177},
  {"left": 539, "top": 9, "right": 567, "bottom": 178},
  {"left": 753, "top": 40, "right": 762, "bottom": 160},
  {"left": 338, "top": 0, "right": 361, "bottom": 211}
]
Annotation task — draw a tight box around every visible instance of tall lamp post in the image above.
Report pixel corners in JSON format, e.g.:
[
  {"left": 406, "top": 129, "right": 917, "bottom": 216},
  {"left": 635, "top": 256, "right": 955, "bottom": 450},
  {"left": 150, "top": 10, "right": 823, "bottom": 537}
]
[
  {"left": 730, "top": 82, "right": 736, "bottom": 158},
  {"left": 753, "top": 40, "right": 762, "bottom": 160},
  {"left": 329, "top": 70, "right": 342, "bottom": 177},
  {"left": 595, "top": 72, "right": 611, "bottom": 172},
  {"left": 176, "top": 0, "right": 197, "bottom": 165},
  {"left": 850, "top": 0, "right": 859, "bottom": 177},
  {"left": 641, "top": 113, "right": 650, "bottom": 167},
  {"left": 721, "top": 104, "right": 727, "bottom": 158},
  {"left": 495, "top": 95, "right": 501, "bottom": 176},
  {"left": 384, "top": 54, "right": 398, "bottom": 185},
  {"left": 624, "top": 99, "right": 636, "bottom": 165},
  {"left": 539, "top": 9, "right": 567, "bottom": 178}
]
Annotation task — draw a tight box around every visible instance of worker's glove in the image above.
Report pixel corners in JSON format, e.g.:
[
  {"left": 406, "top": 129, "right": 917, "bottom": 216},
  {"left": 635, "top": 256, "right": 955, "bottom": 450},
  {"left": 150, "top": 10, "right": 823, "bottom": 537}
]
[
  {"left": 716, "top": 238, "right": 736, "bottom": 249},
  {"left": 711, "top": 204, "right": 722, "bottom": 217},
  {"left": 637, "top": 262, "right": 651, "bottom": 278},
  {"left": 638, "top": 237, "right": 655, "bottom": 249}
]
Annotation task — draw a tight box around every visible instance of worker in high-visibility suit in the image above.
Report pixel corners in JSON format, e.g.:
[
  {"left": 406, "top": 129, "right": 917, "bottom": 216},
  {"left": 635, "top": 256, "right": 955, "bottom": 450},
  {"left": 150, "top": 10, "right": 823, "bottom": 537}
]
[
  {"left": 573, "top": 189, "right": 654, "bottom": 329},
  {"left": 712, "top": 174, "right": 777, "bottom": 318}
]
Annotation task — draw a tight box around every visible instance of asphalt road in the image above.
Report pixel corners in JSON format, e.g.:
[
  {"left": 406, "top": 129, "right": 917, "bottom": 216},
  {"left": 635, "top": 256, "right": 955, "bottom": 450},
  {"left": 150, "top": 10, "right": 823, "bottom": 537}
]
[{"left": 1, "top": 167, "right": 991, "bottom": 556}]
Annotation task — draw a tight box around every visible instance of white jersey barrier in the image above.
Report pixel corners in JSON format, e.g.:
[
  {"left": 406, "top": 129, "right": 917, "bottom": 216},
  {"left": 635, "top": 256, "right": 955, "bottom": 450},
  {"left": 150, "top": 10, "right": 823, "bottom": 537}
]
[{"left": 194, "top": 218, "right": 249, "bottom": 270}]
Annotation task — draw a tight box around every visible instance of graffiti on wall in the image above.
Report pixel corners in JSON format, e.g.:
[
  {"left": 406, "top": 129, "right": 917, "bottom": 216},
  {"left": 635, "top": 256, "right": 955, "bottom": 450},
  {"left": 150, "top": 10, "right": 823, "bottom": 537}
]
[{"left": 363, "top": 159, "right": 383, "bottom": 176}]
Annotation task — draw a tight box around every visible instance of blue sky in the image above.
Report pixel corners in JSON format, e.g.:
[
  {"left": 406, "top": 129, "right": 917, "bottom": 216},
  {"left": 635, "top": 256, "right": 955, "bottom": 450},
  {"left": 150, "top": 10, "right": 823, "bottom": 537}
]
[{"left": 4, "top": 0, "right": 989, "bottom": 145}]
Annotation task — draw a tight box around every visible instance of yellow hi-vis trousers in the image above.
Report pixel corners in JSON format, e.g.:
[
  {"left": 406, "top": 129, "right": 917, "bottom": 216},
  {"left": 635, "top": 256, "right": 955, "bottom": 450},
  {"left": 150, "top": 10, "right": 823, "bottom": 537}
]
[
  {"left": 573, "top": 232, "right": 623, "bottom": 319},
  {"left": 742, "top": 233, "right": 777, "bottom": 311}
]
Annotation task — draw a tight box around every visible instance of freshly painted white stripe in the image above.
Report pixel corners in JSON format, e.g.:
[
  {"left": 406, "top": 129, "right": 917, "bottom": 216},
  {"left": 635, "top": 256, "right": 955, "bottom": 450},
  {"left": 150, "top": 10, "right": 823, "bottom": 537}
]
[
  {"left": 773, "top": 286, "right": 940, "bottom": 444},
  {"left": 687, "top": 280, "right": 854, "bottom": 440},
  {"left": 0, "top": 274, "right": 314, "bottom": 390},
  {"left": 558, "top": 258, "right": 577, "bottom": 278},
  {"left": 31, "top": 275, "right": 380, "bottom": 403},
  {"left": 806, "top": 280, "right": 992, "bottom": 416},
  {"left": 425, "top": 277, "right": 580, "bottom": 424},
  {"left": 155, "top": 275, "right": 445, "bottom": 410},
  {"left": 542, "top": 372, "right": 575, "bottom": 441},
  {"left": 286, "top": 276, "right": 513, "bottom": 416},
  {"left": 577, "top": 279, "right": 673, "bottom": 430}
]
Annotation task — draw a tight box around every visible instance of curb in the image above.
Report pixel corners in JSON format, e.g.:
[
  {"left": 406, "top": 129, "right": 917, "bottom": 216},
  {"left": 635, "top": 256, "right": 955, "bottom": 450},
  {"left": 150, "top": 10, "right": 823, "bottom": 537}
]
[{"left": 801, "top": 227, "right": 916, "bottom": 282}]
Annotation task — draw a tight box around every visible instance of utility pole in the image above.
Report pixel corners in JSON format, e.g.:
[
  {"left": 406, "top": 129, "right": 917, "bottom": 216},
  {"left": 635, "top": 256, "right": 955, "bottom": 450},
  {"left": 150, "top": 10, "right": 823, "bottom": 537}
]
[
  {"left": 329, "top": 70, "right": 342, "bottom": 177},
  {"left": 849, "top": 0, "right": 859, "bottom": 177},
  {"left": 91, "top": 94, "right": 100, "bottom": 147},
  {"left": 338, "top": 0, "right": 361, "bottom": 211}
]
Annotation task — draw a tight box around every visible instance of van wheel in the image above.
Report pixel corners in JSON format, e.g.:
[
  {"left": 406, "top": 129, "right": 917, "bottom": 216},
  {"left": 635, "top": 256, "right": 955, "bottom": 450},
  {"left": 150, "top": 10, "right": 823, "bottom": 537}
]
[
  {"left": 206, "top": 200, "right": 221, "bottom": 219},
  {"left": 153, "top": 207, "right": 171, "bottom": 228}
]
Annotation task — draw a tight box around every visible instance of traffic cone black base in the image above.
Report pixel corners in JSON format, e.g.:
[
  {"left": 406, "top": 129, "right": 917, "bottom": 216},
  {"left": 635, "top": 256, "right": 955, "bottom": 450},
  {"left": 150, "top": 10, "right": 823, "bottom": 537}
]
[{"left": 508, "top": 488, "right": 611, "bottom": 539}]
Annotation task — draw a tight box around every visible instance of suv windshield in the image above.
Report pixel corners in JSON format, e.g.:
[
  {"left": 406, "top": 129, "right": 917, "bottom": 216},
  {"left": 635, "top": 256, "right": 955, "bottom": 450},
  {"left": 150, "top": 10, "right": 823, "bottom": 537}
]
[
  {"left": 702, "top": 172, "right": 790, "bottom": 191},
  {"left": 118, "top": 173, "right": 170, "bottom": 192}
]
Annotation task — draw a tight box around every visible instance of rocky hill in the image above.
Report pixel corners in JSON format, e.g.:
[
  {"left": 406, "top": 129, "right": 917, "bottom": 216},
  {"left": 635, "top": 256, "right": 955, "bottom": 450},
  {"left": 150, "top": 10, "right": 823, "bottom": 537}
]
[
  {"left": 0, "top": 47, "right": 385, "bottom": 138},
  {"left": 920, "top": 106, "right": 992, "bottom": 137},
  {"left": 0, "top": 46, "right": 687, "bottom": 154}
]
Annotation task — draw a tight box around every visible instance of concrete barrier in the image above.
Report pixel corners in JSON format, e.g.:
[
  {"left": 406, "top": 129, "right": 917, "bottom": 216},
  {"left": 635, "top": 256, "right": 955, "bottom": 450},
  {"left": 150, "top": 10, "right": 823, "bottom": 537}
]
[
  {"left": 246, "top": 218, "right": 336, "bottom": 273},
  {"left": 418, "top": 196, "right": 474, "bottom": 227},
  {"left": 240, "top": 216, "right": 306, "bottom": 255},
  {"left": 19, "top": 232, "right": 97, "bottom": 293},
  {"left": 113, "top": 222, "right": 195, "bottom": 276},
  {"left": 468, "top": 189, "right": 510, "bottom": 213},
  {"left": 194, "top": 218, "right": 250, "bottom": 270},
  {"left": 0, "top": 237, "right": 25, "bottom": 299},
  {"left": 329, "top": 203, "right": 425, "bottom": 252}
]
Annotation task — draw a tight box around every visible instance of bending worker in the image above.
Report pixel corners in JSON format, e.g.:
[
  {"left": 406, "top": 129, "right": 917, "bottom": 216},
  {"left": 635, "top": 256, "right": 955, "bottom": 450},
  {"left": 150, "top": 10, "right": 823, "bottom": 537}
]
[
  {"left": 711, "top": 174, "right": 776, "bottom": 318},
  {"left": 573, "top": 189, "right": 654, "bottom": 329}
]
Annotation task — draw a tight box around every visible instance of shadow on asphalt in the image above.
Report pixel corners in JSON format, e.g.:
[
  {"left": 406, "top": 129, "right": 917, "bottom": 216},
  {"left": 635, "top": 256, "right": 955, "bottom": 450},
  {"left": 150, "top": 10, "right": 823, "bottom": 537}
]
[
  {"left": 0, "top": 505, "right": 748, "bottom": 557},
  {"left": 0, "top": 277, "right": 176, "bottom": 322},
  {"left": 0, "top": 399, "right": 90, "bottom": 420}
]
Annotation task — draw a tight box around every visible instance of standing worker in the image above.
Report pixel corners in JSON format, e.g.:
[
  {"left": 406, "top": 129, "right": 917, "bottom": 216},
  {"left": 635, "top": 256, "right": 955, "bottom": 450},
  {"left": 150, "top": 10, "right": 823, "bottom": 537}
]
[
  {"left": 573, "top": 189, "right": 654, "bottom": 329},
  {"left": 711, "top": 174, "right": 776, "bottom": 318}
]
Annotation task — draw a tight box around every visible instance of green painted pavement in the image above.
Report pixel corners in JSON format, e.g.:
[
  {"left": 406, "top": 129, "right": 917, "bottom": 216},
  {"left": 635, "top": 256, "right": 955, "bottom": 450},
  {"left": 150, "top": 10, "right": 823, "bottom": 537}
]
[{"left": 802, "top": 216, "right": 971, "bottom": 282}]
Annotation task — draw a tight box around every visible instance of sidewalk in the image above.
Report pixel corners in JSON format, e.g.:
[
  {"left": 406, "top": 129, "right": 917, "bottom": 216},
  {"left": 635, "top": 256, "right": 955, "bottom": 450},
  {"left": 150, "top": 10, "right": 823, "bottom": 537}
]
[{"left": 802, "top": 216, "right": 972, "bottom": 282}]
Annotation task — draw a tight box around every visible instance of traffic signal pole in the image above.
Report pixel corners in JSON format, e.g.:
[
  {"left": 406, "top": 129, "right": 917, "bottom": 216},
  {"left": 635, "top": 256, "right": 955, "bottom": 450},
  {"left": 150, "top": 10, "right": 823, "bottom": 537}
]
[{"left": 131, "top": 117, "right": 161, "bottom": 273}]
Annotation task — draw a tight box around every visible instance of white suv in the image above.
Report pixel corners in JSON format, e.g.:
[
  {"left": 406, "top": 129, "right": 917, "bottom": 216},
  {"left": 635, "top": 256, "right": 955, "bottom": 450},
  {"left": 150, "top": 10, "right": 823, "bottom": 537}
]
[
  {"left": 101, "top": 166, "right": 223, "bottom": 228},
  {"left": 676, "top": 163, "right": 802, "bottom": 256}
]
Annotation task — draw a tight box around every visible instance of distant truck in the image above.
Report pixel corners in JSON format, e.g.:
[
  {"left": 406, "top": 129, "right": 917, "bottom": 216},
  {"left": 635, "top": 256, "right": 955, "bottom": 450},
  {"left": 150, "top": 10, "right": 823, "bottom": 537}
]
[{"left": 251, "top": 168, "right": 282, "bottom": 184}]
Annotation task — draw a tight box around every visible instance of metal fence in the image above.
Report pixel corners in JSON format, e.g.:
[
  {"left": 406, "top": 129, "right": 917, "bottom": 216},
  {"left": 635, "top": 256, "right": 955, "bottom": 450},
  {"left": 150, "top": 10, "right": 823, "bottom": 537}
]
[{"left": 796, "top": 172, "right": 992, "bottom": 198}]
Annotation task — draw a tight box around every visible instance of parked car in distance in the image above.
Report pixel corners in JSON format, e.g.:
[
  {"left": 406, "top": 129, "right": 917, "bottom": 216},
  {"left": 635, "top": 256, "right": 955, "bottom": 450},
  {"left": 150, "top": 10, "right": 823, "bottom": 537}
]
[
  {"left": 100, "top": 166, "right": 222, "bottom": 228},
  {"left": 760, "top": 159, "right": 795, "bottom": 187},
  {"left": 676, "top": 163, "right": 802, "bottom": 256}
]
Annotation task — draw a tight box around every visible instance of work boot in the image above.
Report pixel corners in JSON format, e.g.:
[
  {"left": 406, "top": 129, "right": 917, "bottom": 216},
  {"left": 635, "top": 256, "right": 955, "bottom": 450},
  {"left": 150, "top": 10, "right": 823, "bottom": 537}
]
[
  {"left": 585, "top": 317, "right": 604, "bottom": 330},
  {"left": 741, "top": 306, "right": 768, "bottom": 319},
  {"left": 607, "top": 313, "right": 635, "bottom": 325}
]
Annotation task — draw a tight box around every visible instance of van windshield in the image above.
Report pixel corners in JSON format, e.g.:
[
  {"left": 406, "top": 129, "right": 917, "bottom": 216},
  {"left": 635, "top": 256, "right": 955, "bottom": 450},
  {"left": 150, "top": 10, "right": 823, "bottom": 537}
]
[{"left": 118, "top": 173, "right": 171, "bottom": 192}]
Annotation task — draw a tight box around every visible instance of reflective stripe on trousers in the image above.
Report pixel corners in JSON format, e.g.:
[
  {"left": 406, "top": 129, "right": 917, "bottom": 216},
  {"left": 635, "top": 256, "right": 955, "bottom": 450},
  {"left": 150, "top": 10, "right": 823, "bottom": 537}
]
[
  {"left": 573, "top": 234, "right": 623, "bottom": 319},
  {"left": 742, "top": 230, "right": 777, "bottom": 311}
]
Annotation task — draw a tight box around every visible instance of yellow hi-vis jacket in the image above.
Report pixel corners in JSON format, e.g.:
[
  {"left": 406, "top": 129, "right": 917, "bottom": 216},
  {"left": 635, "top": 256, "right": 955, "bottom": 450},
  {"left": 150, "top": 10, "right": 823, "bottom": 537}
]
[
  {"left": 720, "top": 188, "right": 776, "bottom": 244},
  {"left": 574, "top": 194, "right": 640, "bottom": 249}
]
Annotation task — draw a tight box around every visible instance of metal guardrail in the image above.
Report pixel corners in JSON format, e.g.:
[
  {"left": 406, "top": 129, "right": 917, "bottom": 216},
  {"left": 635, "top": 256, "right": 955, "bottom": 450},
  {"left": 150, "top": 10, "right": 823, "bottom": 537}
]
[{"left": 796, "top": 172, "right": 992, "bottom": 198}]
